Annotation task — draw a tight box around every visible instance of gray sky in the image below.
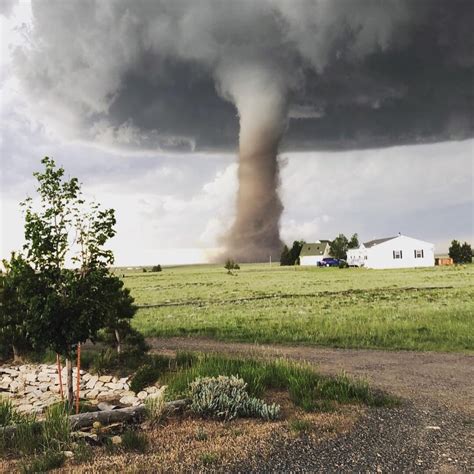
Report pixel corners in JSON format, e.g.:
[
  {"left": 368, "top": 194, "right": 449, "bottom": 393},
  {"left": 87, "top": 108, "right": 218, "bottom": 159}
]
[{"left": 1, "top": 1, "right": 473, "bottom": 265}]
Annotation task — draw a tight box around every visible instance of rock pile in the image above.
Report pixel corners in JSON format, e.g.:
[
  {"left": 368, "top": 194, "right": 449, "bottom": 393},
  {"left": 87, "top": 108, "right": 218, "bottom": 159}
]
[{"left": 0, "top": 364, "right": 160, "bottom": 414}]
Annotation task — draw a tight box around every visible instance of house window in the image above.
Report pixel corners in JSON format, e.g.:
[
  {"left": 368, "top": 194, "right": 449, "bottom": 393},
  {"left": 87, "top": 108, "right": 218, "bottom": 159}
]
[
  {"left": 414, "top": 249, "right": 424, "bottom": 258},
  {"left": 393, "top": 250, "right": 403, "bottom": 259}
]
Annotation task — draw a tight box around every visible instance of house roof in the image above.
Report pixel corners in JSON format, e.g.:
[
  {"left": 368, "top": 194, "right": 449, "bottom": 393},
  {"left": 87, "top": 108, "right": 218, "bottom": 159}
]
[
  {"left": 300, "top": 241, "right": 330, "bottom": 257},
  {"left": 363, "top": 236, "right": 398, "bottom": 248}
]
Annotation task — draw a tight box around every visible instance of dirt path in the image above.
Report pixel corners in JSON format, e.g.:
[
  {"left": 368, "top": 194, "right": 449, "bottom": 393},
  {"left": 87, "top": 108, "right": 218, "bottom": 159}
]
[{"left": 149, "top": 337, "right": 474, "bottom": 472}]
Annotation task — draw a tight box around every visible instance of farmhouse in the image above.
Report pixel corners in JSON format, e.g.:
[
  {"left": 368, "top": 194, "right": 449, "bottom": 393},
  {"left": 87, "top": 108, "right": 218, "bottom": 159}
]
[
  {"left": 299, "top": 240, "right": 331, "bottom": 266},
  {"left": 347, "top": 234, "right": 435, "bottom": 269}
]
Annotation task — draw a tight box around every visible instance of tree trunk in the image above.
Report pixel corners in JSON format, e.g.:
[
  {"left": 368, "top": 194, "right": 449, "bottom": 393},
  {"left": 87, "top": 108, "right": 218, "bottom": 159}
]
[
  {"left": 12, "top": 344, "right": 21, "bottom": 363},
  {"left": 66, "top": 357, "right": 74, "bottom": 408},
  {"left": 115, "top": 329, "right": 121, "bottom": 354}
]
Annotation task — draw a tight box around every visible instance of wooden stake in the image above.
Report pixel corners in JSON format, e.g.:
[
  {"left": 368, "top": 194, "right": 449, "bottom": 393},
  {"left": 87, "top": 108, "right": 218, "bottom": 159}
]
[
  {"left": 75, "top": 343, "right": 81, "bottom": 415},
  {"left": 56, "top": 353, "right": 64, "bottom": 400}
]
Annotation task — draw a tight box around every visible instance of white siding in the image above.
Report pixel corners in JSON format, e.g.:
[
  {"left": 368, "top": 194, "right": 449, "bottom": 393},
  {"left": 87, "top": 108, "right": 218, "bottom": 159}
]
[{"left": 365, "top": 235, "right": 434, "bottom": 269}]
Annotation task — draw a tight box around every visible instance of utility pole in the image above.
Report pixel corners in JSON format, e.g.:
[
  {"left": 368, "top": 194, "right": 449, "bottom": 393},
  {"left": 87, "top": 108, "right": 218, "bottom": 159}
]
[{"left": 269, "top": 255, "right": 272, "bottom": 267}]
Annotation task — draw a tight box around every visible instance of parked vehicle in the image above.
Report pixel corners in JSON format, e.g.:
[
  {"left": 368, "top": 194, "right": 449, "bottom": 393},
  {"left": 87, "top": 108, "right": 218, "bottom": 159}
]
[{"left": 318, "top": 258, "right": 340, "bottom": 267}]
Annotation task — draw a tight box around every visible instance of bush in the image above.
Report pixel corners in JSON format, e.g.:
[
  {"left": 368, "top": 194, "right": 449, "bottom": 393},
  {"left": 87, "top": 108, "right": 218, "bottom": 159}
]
[
  {"left": 189, "top": 375, "right": 280, "bottom": 421},
  {"left": 151, "top": 265, "right": 162, "bottom": 272},
  {"left": 224, "top": 259, "right": 240, "bottom": 273},
  {"left": 129, "top": 355, "right": 171, "bottom": 393}
]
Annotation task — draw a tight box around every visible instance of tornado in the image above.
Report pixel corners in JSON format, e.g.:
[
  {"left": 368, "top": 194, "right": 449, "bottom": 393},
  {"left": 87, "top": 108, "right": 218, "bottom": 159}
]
[{"left": 217, "top": 66, "right": 288, "bottom": 262}]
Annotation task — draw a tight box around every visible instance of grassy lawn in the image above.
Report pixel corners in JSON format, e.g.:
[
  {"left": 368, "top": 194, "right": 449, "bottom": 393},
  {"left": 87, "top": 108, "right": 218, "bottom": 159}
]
[{"left": 124, "top": 264, "right": 474, "bottom": 352}]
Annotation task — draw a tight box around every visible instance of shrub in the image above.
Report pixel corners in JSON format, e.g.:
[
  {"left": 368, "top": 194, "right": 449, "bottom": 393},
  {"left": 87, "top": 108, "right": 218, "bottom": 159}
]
[
  {"left": 121, "top": 429, "right": 148, "bottom": 453},
  {"left": 144, "top": 387, "right": 167, "bottom": 424},
  {"left": 130, "top": 355, "right": 171, "bottom": 393},
  {"left": 151, "top": 265, "right": 162, "bottom": 272},
  {"left": 189, "top": 375, "right": 280, "bottom": 421}
]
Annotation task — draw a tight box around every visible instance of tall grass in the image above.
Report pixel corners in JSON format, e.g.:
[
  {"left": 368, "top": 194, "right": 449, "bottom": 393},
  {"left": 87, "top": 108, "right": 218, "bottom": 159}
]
[
  {"left": 130, "top": 264, "right": 474, "bottom": 352},
  {"left": 0, "top": 400, "right": 71, "bottom": 459},
  {"left": 162, "top": 353, "right": 393, "bottom": 410}
]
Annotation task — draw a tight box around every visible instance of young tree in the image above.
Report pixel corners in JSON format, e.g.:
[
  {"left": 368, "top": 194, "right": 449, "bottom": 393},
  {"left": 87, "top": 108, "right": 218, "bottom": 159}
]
[
  {"left": 16, "top": 157, "right": 132, "bottom": 406},
  {"left": 449, "top": 240, "right": 462, "bottom": 263},
  {"left": 330, "top": 234, "right": 349, "bottom": 260}
]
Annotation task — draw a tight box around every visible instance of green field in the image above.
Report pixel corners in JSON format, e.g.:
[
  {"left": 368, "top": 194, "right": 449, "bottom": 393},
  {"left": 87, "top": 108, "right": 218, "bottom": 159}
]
[{"left": 125, "top": 264, "right": 474, "bottom": 352}]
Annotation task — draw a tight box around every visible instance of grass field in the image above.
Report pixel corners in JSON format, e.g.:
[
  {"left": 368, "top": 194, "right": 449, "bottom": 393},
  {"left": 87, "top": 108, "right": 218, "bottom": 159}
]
[{"left": 124, "top": 264, "right": 474, "bottom": 352}]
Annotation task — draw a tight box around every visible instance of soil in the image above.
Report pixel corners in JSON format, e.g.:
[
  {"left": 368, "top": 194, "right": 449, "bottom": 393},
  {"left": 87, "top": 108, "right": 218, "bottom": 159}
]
[{"left": 148, "top": 337, "right": 474, "bottom": 472}]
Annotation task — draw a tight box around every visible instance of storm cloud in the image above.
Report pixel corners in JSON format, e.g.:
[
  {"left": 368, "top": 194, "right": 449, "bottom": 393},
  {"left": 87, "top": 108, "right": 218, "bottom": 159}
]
[
  {"left": 10, "top": 0, "right": 474, "bottom": 261},
  {"left": 14, "top": 0, "right": 473, "bottom": 152}
]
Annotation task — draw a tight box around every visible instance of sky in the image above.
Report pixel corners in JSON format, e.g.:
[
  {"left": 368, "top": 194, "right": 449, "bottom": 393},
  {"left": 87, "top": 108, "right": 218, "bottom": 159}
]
[{"left": 0, "top": 1, "right": 473, "bottom": 265}]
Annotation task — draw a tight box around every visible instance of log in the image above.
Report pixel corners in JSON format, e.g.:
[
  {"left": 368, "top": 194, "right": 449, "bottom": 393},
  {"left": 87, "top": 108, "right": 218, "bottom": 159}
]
[{"left": 0, "top": 399, "right": 189, "bottom": 436}]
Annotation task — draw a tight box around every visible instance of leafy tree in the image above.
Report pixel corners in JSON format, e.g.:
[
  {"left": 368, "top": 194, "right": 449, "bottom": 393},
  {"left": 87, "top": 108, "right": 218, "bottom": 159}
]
[
  {"left": 460, "top": 242, "right": 472, "bottom": 264},
  {"left": 348, "top": 233, "right": 359, "bottom": 249},
  {"left": 224, "top": 259, "right": 240, "bottom": 274},
  {"left": 98, "top": 274, "right": 139, "bottom": 354},
  {"left": 0, "top": 254, "right": 39, "bottom": 361},
  {"left": 279, "top": 245, "right": 292, "bottom": 266},
  {"left": 449, "top": 240, "right": 462, "bottom": 263},
  {"left": 330, "top": 233, "right": 359, "bottom": 260},
  {"left": 330, "top": 234, "right": 349, "bottom": 260},
  {"left": 14, "top": 157, "right": 133, "bottom": 406},
  {"left": 289, "top": 241, "right": 304, "bottom": 265},
  {"left": 152, "top": 264, "right": 162, "bottom": 272}
]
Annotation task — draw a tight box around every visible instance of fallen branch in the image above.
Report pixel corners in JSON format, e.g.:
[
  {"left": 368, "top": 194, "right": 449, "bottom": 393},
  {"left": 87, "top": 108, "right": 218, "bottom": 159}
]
[
  {"left": 0, "top": 399, "right": 189, "bottom": 436},
  {"left": 69, "top": 399, "right": 188, "bottom": 430}
]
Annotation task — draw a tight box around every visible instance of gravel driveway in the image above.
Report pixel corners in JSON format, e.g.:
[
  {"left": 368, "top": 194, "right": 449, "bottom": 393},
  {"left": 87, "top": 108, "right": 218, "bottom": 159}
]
[{"left": 149, "top": 337, "right": 474, "bottom": 472}]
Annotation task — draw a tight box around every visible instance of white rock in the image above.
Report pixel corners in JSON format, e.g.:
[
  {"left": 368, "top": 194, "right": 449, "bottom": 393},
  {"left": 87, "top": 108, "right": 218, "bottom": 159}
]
[
  {"left": 86, "top": 389, "right": 99, "bottom": 399},
  {"left": 86, "top": 376, "right": 98, "bottom": 390},
  {"left": 26, "top": 374, "right": 37, "bottom": 383},
  {"left": 37, "top": 373, "right": 51, "bottom": 383},
  {"left": 99, "top": 375, "right": 112, "bottom": 383},
  {"left": 145, "top": 386, "right": 158, "bottom": 394},
  {"left": 39, "top": 383, "right": 50, "bottom": 392},
  {"left": 137, "top": 391, "right": 148, "bottom": 400},
  {"left": 0, "top": 376, "right": 13, "bottom": 384},
  {"left": 111, "top": 436, "right": 122, "bottom": 445},
  {"left": 63, "top": 451, "right": 74, "bottom": 459},
  {"left": 119, "top": 395, "right": 139, "bottom": 405},
  {"left": 17, "top": 403, "right": 34, "bottom": 412},
  {"left": 82, "top": 373, "right": 91, "bottom": 382}
]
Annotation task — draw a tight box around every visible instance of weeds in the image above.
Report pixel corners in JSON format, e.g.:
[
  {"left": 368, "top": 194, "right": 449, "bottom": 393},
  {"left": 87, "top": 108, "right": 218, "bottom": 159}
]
[
  {"left": 289, "top": 418, "right": 313, "bottom": 434},
  {"left": 121, "top": 429, "right": 149, "bottom": 453},
  {"left": 20, "top": 449, "right": 65, "bottom": 473},
  {"left": 200, "top": 452, "right": 218, "bottom": 466}
]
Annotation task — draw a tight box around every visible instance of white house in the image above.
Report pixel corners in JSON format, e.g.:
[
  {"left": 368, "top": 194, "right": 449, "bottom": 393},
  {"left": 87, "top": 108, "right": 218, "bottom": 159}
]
[
  {"left": 299, "top": 240, "right": 331, "bottom": 266},
  {"left": 347, "top": 234, "right": 435, "bottom": 269}
]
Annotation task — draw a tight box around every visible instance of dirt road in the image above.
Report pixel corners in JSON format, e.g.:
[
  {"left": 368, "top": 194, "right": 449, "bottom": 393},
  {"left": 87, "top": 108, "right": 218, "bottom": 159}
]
[{"left": 149, "top": 337, "right": 474, "bottom": 472}]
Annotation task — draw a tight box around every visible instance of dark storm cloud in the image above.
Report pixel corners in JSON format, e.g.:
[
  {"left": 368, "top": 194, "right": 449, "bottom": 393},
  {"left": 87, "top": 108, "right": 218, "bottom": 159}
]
[
  {"left": 11, "top": 0, "right": 473, "bottom": 261},
  {"left": 14, "top": 0, "right": 473, "bottom": 152}
]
